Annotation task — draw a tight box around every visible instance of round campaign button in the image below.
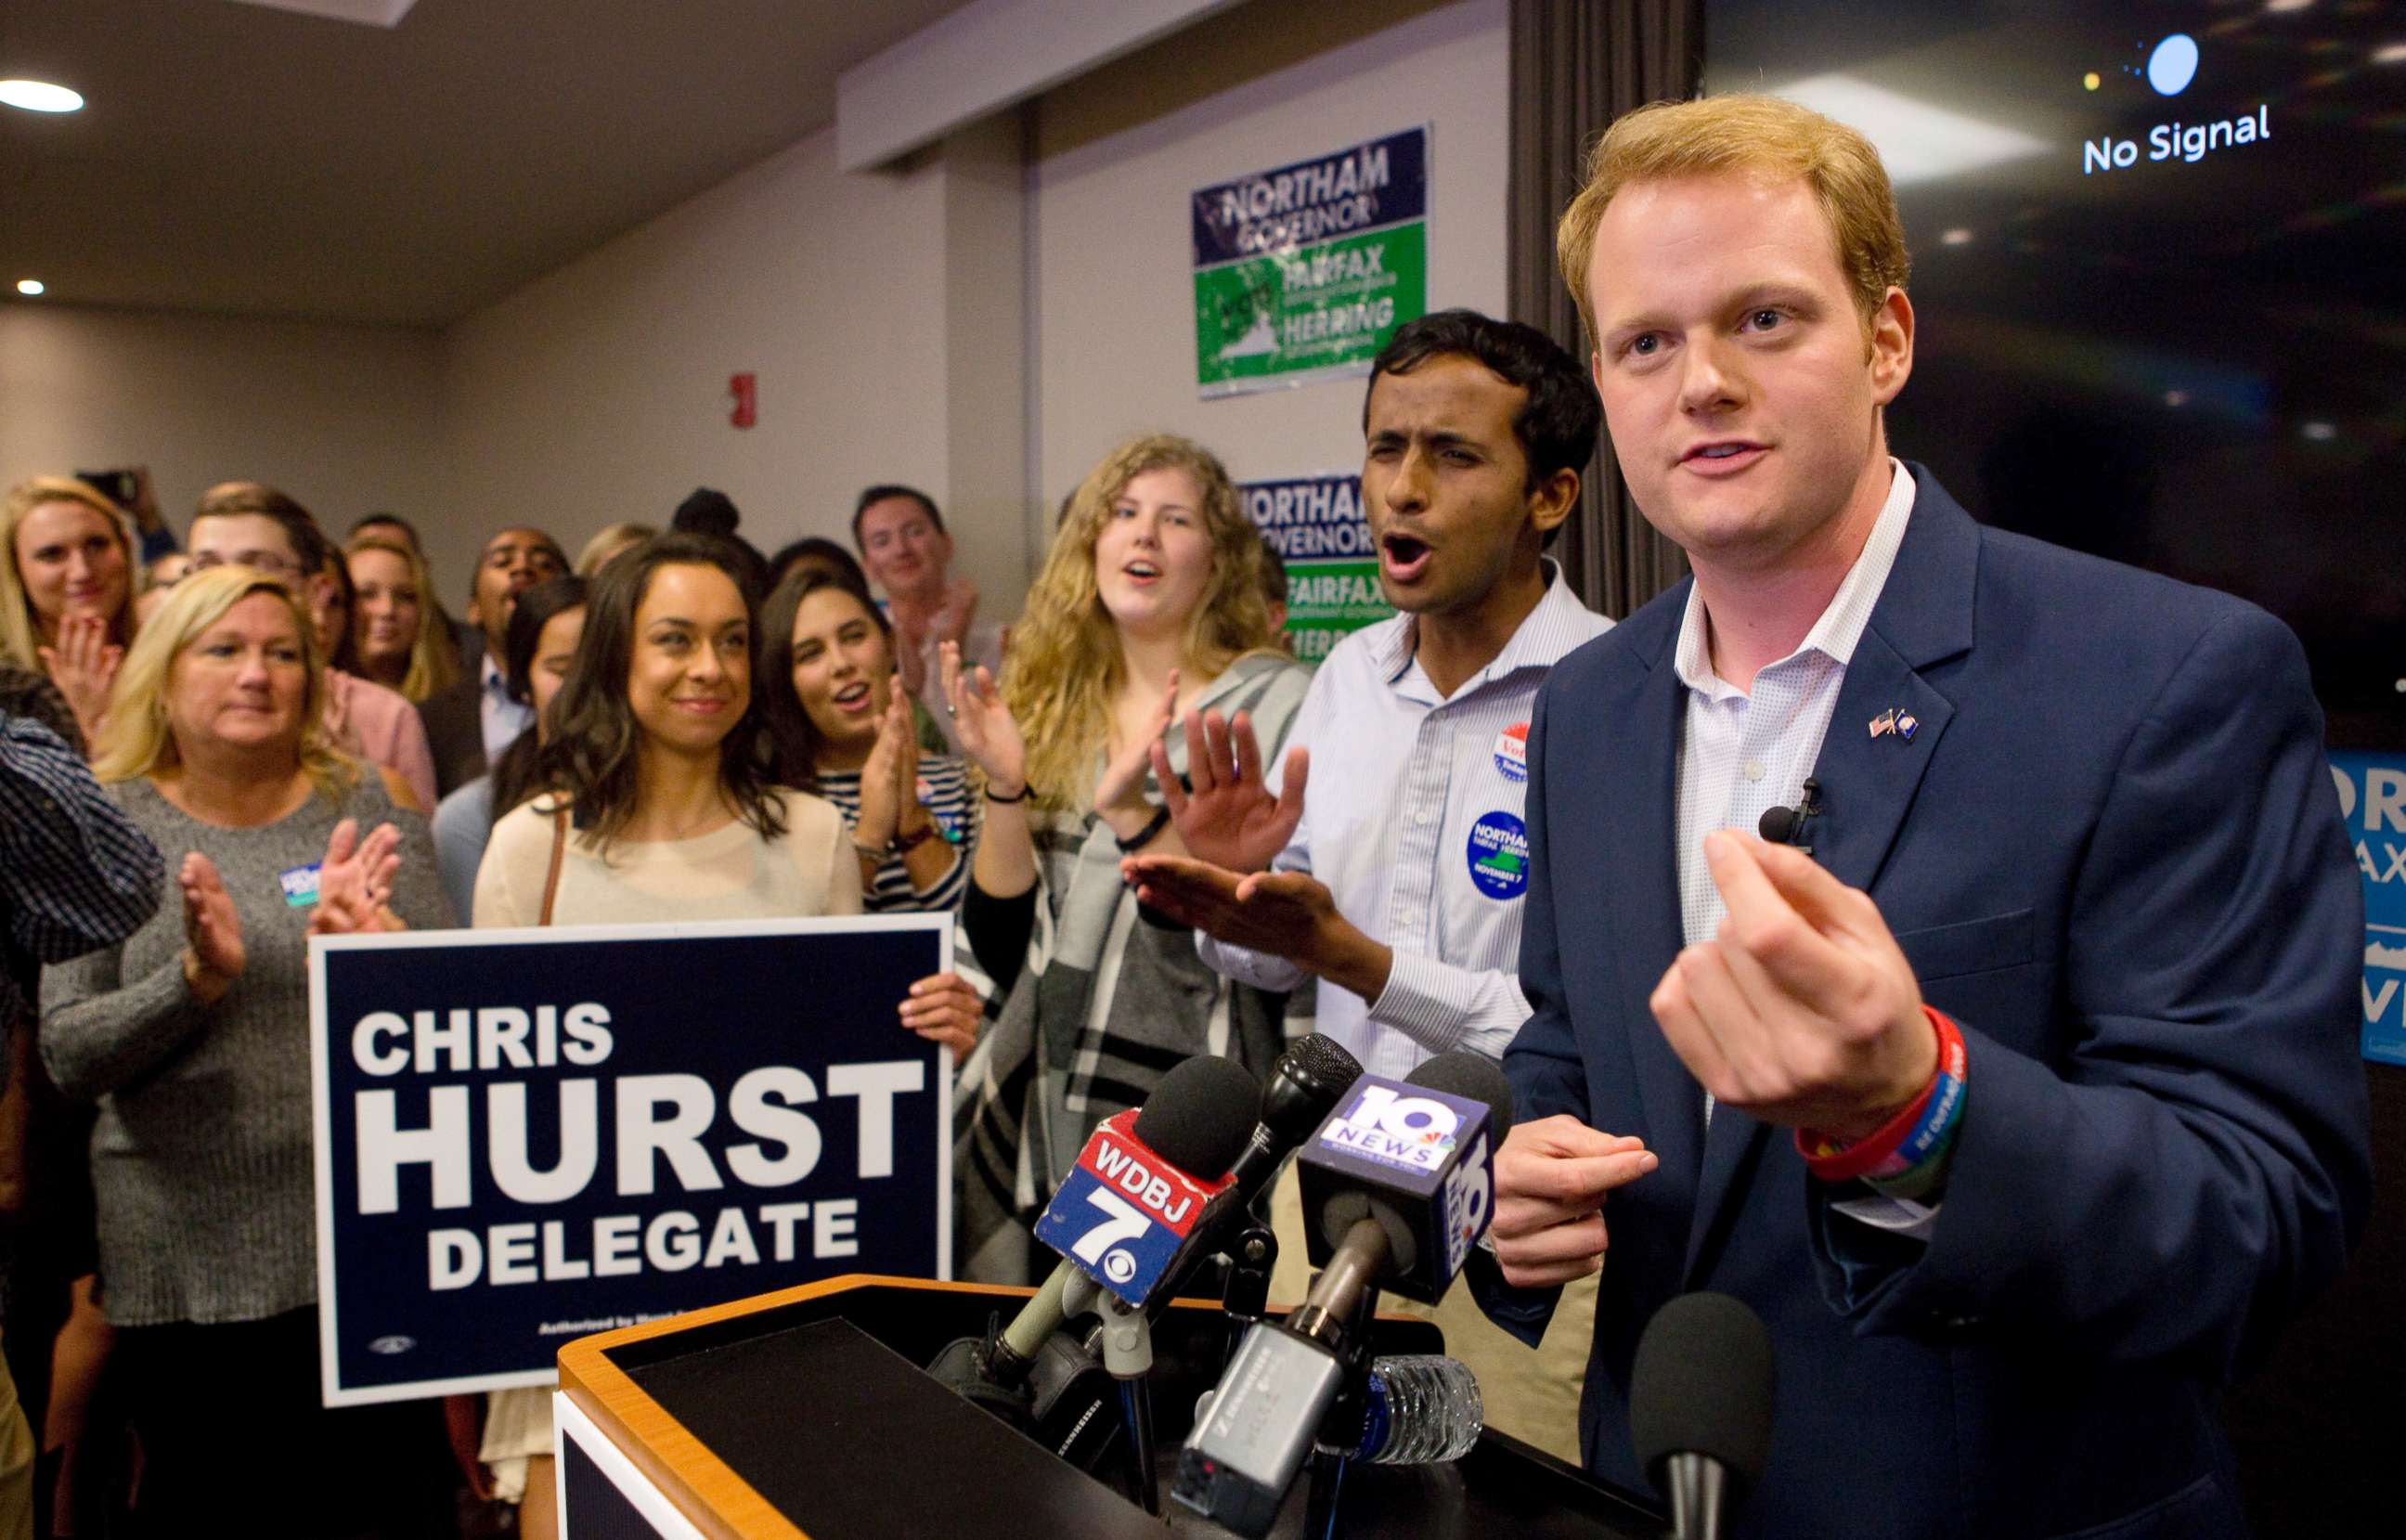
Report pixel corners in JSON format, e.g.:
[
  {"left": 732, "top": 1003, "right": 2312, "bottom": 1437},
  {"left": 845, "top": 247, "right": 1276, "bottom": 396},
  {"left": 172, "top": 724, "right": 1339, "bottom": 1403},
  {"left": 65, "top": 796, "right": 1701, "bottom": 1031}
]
[
  {"left": 1466, "top": 811, "right": 1530, "bottom": 900},
  {"left": 1494, "top": 721, "right": 1529, "bottom": 783}
]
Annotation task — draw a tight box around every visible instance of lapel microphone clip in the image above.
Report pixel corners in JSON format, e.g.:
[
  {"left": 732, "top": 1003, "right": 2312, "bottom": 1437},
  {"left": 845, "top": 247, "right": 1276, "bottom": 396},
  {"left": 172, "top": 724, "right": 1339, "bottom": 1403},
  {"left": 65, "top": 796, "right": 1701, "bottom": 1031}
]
[{"left": 1757, "top": 777, "right": 1823, "bottom": 854}]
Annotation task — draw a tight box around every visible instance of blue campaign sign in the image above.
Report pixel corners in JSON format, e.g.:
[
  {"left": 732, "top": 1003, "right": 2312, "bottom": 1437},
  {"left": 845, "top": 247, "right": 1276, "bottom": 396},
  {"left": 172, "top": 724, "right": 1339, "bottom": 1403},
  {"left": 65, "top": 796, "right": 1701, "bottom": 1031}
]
[
  {"left": 308, "top": 915, "right": 951, "bottom": 1405},
  {"left": 2331, "top": 753, "right": 2406, "bottom": 1066}
]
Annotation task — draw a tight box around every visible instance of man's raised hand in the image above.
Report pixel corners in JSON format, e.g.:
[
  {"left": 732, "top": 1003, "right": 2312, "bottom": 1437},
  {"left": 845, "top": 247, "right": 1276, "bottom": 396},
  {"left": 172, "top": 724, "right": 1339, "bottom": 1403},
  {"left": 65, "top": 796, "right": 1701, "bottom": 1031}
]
[
  {"left": 1650, "top": 830, "right": 1934, "bottom": 1139},
  {"left": 1149, "top": 708, "right": 1307, "bottom": 874}
]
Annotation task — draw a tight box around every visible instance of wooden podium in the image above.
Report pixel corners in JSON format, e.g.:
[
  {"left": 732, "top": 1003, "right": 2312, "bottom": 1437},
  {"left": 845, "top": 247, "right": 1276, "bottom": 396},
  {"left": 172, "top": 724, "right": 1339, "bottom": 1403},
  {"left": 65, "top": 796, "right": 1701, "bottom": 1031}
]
[{"left": 554, "top": 1273, "right": 1664, "bottom": 1539}]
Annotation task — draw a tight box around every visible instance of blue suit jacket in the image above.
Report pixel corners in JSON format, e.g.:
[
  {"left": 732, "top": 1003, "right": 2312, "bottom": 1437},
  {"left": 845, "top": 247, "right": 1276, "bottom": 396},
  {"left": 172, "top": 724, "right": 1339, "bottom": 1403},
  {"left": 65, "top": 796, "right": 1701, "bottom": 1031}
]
[{"left": 1482, "top": 470, "right": 2368, "bottom": 1538}]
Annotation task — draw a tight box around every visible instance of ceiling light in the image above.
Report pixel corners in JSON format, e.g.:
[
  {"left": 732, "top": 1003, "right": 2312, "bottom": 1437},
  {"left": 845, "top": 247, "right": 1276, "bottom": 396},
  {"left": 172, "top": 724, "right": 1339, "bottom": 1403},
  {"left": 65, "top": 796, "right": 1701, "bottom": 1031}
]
[
  {"left": 1941, "top": 228, "right": 1974, "bottom": 246},
  {"left": 0, "top": 79, "right": 84, "bottom": 113},
  {"left": 15, "top": 279, "right": 45, "bottom": 297},
  {"left": 2374, "top": 43, "right": 2406, "bottom": 66}
]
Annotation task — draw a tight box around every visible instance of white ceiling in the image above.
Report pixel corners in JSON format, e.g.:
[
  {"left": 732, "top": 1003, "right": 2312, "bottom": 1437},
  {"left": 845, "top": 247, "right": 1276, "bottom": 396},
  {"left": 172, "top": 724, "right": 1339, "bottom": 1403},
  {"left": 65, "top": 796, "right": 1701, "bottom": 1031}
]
[{"left": 0, "top": 0, "right": 977, "bottom": 328}]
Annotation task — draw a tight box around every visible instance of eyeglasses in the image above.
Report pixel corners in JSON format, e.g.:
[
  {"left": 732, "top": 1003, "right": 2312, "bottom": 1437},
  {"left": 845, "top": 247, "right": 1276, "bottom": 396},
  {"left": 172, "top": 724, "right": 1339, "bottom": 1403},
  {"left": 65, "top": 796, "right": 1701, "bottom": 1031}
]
[{"left": 189, "top": 550, "right": 299, "bottom": 578}]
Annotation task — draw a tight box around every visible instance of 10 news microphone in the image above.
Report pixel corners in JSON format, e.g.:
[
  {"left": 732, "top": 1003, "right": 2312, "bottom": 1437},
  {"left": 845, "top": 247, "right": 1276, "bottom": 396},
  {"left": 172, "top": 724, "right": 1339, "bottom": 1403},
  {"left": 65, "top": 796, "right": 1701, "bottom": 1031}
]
[{"left": 925, "top": 1031, "right": 1778, "bottom": 1539}]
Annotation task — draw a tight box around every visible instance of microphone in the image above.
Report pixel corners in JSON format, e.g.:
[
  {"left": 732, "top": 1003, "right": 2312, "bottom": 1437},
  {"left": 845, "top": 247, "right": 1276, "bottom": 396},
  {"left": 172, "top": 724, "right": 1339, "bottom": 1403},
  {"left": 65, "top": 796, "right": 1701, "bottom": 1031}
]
[
  {"left": 1172, "top": 1052, "right": 1514, "bottom": 1536},
  {"left": 1757, "top": 777, "right": 1822, "bottom": 849},
  {"left": 1226, "top": 1033, "right": 1368, "bottom": 1209},
  {"left": 1151, "top": 1033, "right": 1365, "bottom": 1312},
  {"left": 982, "top": 1055, "right": 1260, "bottom": 1384},
  {"left": 1630, "top": 1292, "right": 1777, "bottom": 1540}
]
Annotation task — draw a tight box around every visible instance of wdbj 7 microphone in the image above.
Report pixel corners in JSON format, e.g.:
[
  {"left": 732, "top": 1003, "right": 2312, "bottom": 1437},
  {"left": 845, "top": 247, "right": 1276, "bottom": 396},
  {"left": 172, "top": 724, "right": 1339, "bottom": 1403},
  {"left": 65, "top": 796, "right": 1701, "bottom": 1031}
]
[
  {"left": 1631, "top": 1292, "right": 1777, "bottom": 1540},
  {"left": 1173, "top": 1052, "right": 1514, "bottom": 1537},
  {"left": 979, "top": 1055, "right": 1260, "bottom": 1386}
]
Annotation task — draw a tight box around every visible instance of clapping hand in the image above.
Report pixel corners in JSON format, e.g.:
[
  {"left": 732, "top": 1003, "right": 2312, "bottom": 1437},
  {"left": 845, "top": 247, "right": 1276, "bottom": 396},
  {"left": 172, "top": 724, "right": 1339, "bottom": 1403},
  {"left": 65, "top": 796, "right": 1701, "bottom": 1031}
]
[
  {"left": 309, "top": 818, "right": 407, "bottom": 935},
  {"left": 1148, "top": 708, "right": 1307, "bottom": 874},
  {"left": 39, "top": 614, "right": 123, "bottom": 744},
  {"left": 940, "top": 641, "right": 1026, "bottom": 796},
  {"left": 179, "top": 852, "right": 245, "bottom": 1003},
  {"left": 1094, "top": 670, "right": 1177, "bottom": 823},
  {"left": 854, "top": 692, "right": 917, "bottom": 850}
]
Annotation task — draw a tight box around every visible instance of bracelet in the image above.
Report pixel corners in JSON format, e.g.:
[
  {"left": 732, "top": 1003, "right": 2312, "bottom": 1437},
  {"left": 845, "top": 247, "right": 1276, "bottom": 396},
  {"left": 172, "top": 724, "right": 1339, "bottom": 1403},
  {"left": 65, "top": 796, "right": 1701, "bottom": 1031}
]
[
  {"left": 983, "top": 782, "right": 1029, "bottom": 804},
  {"left": 892, "top": 822, "right": 937, "bottom": 852},
  {"left": 852, "top": 841, "right": 887, "bottom": 863},
  {"left": 1115, "top": 804, "right": 1171, "bottom": 853},
  {"left": 1796, "top": 1006, "right": 1966, "bottom": 1184}
]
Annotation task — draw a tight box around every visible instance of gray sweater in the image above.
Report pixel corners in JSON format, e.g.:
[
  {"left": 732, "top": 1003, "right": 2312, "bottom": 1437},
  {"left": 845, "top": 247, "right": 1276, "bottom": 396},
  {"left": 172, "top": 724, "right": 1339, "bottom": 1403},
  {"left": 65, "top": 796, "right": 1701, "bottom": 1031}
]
[{"left": 43, "top": 773, "right": 450, "bottom": 1326}]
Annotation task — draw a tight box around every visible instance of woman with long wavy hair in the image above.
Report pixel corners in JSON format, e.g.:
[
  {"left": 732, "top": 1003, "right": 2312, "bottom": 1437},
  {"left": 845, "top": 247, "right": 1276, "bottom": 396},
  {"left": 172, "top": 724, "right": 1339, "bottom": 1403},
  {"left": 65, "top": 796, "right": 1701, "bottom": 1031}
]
[
  {"left": 465, "top": 532, "right": 977, "bottom": 1537},
  {"left": 942, "top": 432, "right": 1309, "bottom": 1281},
  {"left": 1, "top": 475, "right": 144, "bottom": 747}
]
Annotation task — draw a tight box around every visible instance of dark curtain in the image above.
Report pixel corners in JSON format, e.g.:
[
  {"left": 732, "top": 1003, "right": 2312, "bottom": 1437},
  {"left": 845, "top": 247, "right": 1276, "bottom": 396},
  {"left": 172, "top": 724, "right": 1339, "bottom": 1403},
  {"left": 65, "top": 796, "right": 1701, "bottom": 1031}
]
[{"left": 1507, "top": 0, "right": 1705, "bottom": 619}]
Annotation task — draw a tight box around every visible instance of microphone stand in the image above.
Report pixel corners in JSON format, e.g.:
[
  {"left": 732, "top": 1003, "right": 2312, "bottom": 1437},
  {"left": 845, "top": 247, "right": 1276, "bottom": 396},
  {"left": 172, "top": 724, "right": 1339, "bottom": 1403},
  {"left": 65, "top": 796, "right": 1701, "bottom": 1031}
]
[
  {"left": 1063, "top": 1273, "right": 1161, "bottom": 1514},
  {"left": 1299, "top": 1260, "right": 1383, "bottom": 1538},
  {"left": 1661, "top": 1452, "right": 1730, "bottom": 1540},
  {"left": 1220, "top": 1223, "right": 1278, "bottom": 1369}
]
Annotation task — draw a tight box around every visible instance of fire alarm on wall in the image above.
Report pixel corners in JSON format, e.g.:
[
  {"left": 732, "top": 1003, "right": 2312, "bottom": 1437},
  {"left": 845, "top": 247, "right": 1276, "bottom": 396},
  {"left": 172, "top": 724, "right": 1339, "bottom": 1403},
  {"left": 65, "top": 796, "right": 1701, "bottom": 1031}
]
[{"left": 730, "top": 372, "right": 757, "bottom": 429}]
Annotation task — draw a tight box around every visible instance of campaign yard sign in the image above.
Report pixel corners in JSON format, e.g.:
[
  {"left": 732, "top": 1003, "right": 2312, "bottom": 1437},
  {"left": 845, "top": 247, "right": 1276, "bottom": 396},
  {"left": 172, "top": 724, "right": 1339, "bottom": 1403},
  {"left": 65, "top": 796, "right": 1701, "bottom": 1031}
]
[
  {"left": 1243, "top": 473, "right": 1394, "bottom": 664},
  {"left": 308, "top": 915, "right": 951, "bottom": 1405},
  {"left": 1193, "top": 128, "right": 1429, "bottom": 397},
  {"left": 2332, "top": 753, "right": 2406, "bottom": 1066}
]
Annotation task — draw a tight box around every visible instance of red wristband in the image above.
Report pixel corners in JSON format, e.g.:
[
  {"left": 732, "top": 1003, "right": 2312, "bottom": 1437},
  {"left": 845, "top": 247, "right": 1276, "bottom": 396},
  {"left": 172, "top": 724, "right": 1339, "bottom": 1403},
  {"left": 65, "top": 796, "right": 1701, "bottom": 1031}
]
[{"left": 1795, "top": 1006, "right": 1960, "bottom": 1183}]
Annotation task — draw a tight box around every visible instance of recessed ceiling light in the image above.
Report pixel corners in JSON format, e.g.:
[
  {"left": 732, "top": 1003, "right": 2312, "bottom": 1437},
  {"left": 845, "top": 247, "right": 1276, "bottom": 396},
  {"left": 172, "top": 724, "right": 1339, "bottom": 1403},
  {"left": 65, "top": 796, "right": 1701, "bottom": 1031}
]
[
  {"left": 1941, "top": 227, "right": 1974, "bottom": 246},
  {"left": 0, "top": 79, "right": 84, "bottom": 113},
  {"left": 14, "top": 279, "right": 45, "bottom": 297},
  {"left": 2374, "top": 43, "right": 2406, "bottom": 66}
]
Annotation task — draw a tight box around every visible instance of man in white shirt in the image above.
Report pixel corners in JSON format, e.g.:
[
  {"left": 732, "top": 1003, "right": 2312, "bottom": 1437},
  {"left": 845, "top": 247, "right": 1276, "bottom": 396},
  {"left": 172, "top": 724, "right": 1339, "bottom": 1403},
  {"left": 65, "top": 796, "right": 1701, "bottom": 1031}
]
[
  {"left": 852, "top": 485, "right": 1002, "bottom": 755},
  {"left": 1122, "top": 308, "right": 1612, "bottom": 1460},
  {"left": 419, "top": 524, "right": 566, "bottom": 796}
]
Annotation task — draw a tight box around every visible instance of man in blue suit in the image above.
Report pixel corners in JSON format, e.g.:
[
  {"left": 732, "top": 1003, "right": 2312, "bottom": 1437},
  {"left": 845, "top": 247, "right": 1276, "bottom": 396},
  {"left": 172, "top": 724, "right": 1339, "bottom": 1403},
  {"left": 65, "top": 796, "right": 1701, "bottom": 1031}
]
[{"left": 1478, "top": 95, "right": 2369, "bottom": 1536}]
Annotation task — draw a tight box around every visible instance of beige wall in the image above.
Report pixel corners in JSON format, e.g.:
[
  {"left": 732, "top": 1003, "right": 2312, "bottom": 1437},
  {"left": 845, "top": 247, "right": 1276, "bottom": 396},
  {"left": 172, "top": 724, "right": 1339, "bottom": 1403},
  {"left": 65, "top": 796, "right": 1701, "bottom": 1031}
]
[
  {"left": 1032, "top": 0, "right": 1507, "bottom": 505},
  {"left": 4, "top": 0, "right": 1510, "bottom": 614},
  {"left": 0, "top": 304, "right": 444, "bottom": 552},
  {"left": 437, "top": 124, "right": 959, "bottom": 611}
]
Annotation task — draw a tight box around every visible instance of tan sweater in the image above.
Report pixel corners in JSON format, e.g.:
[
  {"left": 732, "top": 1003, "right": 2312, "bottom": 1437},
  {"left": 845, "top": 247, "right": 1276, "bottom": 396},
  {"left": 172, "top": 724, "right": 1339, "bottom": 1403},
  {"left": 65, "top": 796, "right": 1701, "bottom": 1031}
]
[{"left": 472, "top": 790, "right": 862, "bottom": 927}]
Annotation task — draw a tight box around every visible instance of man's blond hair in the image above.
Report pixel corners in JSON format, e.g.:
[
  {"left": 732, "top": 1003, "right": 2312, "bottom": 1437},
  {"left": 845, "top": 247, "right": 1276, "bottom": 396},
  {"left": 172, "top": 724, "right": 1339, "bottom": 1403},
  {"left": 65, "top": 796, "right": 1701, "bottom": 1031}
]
[{"left": 1558, "top": 94, "right": 1910, "bottom": 349}]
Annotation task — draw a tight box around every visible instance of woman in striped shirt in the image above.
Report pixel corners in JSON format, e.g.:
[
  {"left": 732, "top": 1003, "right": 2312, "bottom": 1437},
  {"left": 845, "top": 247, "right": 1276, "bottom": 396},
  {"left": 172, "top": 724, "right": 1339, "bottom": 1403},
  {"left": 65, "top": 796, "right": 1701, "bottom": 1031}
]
[{"left": 760, "top": 569, "right": 977, "bottom": 912}]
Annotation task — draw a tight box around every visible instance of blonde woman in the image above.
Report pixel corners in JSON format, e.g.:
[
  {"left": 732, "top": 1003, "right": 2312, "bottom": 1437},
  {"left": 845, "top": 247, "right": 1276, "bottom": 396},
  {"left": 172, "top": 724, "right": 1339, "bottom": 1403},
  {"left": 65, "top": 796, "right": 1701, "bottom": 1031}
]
[
  {"left": 346, "top": 533, "right": 463, "bottom": 702},
  {"left": 42, "top": 565, "right": 451, "bottom": 1533},
  {"left": 2, "top": 475, "right": 144, "bottom": 746},
  {"left": 573, "top": 520, "right": 656, "bottom": 578},
  {"left": 943, "top": 433, "right": 1308, "bottom": 1281}
]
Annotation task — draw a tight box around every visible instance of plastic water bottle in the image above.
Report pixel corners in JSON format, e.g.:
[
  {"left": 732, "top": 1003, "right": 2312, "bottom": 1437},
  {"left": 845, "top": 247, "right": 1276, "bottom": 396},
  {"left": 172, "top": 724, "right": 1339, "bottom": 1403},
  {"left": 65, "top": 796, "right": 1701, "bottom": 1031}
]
[{"left": 1349, "top": 1354, "right": 1483, "bottom": 1464}]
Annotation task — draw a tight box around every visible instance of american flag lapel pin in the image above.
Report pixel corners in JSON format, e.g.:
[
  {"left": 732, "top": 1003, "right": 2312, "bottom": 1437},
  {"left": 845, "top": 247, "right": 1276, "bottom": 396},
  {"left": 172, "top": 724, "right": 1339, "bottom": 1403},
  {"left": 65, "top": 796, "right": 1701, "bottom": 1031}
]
[{"left": 1868, "top": 708, "right": 1896, "bottom": 738}]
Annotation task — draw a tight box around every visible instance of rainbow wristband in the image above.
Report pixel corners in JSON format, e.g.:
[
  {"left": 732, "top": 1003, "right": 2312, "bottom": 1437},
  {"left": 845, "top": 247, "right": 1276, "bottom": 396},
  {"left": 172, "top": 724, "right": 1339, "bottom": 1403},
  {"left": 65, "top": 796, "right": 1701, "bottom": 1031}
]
[{"left": 1796, "top": 1007, "right": 1967, "bottom": 1185}]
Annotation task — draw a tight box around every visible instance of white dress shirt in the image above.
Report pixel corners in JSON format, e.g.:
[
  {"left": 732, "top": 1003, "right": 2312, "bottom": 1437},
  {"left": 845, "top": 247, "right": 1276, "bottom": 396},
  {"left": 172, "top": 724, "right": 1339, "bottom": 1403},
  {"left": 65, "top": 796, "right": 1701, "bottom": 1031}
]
[
  {"left": 1673, "top": 459, "right": 1915, "bottom": 949},
  {"left": 478, "top": 653, "right": 533, "bottom": 764},
  {"left": 1198, "top": 563, "right": 1613, "bottom": 1082},
  {"left": 1671, "top": 459, "right": 1934, "bottom": 1236}
]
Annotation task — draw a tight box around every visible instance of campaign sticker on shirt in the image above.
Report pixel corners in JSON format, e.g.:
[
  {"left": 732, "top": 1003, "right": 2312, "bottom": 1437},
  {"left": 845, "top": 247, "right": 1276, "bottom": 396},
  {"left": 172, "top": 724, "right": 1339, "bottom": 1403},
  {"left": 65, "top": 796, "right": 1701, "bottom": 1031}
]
[
  {"left": 1493, "top": 721, "right": 1530, "bottom": 783},
  {"left": 278, "top": 863, "right": 322, "bottom": 908},
  {"left": 920, "top": 775, "right": 968, "bottom": 845},
  {"left": 1466, "top": 812, "right": 1530, "bottom": 900}
]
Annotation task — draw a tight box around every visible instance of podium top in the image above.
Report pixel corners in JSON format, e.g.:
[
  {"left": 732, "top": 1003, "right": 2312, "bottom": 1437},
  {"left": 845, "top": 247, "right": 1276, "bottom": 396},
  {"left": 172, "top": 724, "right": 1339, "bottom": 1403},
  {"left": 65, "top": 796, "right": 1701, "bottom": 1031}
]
[{"left": 558, "top": 1273, "right": 1662, "bottom": 1540}]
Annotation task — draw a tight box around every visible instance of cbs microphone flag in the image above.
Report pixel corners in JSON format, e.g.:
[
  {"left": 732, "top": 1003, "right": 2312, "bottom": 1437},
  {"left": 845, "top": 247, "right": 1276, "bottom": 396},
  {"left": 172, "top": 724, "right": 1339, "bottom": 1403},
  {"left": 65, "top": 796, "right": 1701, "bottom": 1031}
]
[{"left": 1033, "top": 1108, "right": 1235, "bottom": 1307}]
